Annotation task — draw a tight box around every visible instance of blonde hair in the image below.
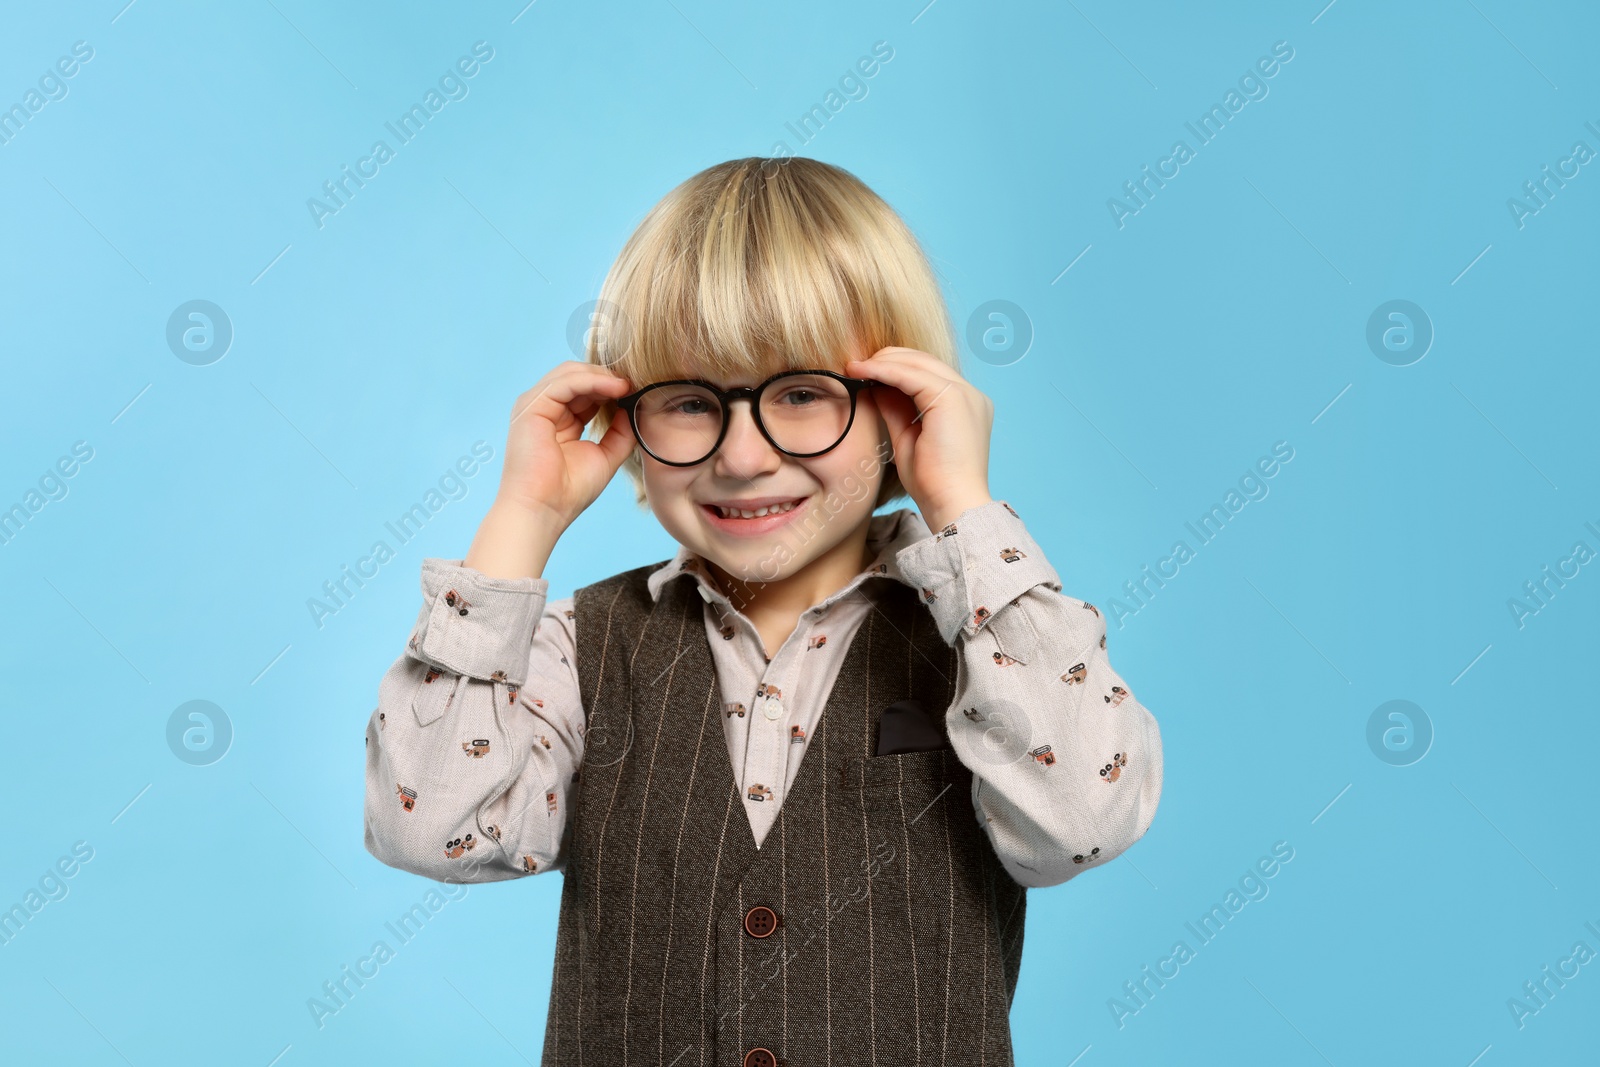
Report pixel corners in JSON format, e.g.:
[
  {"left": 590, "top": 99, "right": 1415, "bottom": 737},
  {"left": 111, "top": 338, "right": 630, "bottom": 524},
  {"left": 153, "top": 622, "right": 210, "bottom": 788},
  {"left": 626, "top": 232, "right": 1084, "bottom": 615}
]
[{"left": 583, "top": 156, "right": 961, "bottom": 511}]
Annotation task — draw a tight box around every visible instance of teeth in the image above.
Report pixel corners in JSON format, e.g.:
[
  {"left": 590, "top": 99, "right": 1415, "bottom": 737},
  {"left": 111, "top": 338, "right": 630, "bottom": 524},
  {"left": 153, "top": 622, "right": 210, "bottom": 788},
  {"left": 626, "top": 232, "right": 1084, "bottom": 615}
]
[{"left": 714, "top": 499, "right": 800, "bottom": 519}]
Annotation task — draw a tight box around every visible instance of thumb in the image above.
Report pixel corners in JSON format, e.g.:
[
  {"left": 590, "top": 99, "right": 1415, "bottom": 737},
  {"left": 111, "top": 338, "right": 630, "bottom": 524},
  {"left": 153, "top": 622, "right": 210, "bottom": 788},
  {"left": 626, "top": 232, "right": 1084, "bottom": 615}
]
[
  {"left": 873, "top": 387, "right": 918, "bottom": 460},
  {"left": 595, "top": 416, "right": 637, "bottom": 473}
]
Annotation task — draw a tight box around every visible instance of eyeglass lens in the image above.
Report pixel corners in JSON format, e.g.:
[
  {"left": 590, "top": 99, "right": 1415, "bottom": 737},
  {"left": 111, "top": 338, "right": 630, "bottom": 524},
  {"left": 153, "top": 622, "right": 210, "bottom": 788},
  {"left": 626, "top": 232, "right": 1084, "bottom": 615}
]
[{"left": 633, "top": 372, "right": 853, "bottom": 464}]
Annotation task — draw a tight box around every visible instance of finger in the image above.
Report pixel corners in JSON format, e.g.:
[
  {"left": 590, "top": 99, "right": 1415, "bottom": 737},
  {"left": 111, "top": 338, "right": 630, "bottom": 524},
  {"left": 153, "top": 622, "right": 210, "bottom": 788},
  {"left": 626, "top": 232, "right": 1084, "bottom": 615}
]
[
  {"left": 561, "top": 382, "right": 633, "bottom": 444},
  {"left": 514, "top": 368, "right": 633, "bottom": 430},
  {"left": 854, "top": 348, "right": 963, "bottom": 385},
  {"left": 871, "top": 384, "right": 918, "bottom": 446},
  {"left": 534, "top": 365, "right": 634, "bottom": 408},
  {"left": 844, "top": 356, "right": 956, "bottom": 410},
  {"left": 594, "top": 414, "right": 637, "bottom": 471},
  {"left": 556, "top": 397, "right": 603, "bottom": 443},
  {"left": 848, "top": 348, "right": 960, "bottom": 385}
]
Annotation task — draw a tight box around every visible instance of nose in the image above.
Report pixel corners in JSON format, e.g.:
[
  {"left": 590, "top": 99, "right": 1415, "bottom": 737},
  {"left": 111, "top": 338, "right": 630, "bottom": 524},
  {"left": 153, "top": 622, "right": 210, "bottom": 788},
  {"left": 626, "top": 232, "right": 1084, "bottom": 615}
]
[{"left": 712, "top": 397, "right": 781, "bottom": 479}]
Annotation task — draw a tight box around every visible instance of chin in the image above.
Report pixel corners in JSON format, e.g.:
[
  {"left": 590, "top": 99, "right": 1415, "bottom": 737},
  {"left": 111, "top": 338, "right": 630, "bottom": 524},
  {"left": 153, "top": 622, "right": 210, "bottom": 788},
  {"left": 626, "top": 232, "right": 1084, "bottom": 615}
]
[{"left": 708, "top": 541, "right": 811, "bottom": 588}]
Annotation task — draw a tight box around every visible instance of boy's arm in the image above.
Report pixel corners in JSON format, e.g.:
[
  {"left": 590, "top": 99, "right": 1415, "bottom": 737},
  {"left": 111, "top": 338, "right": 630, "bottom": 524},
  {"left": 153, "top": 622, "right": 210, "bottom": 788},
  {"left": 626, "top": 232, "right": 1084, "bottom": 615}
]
[
  {"left": 896, "top": 500, "right": 1164, "bottom": 889},
  {"left": 363, "top": 558, "right": 583, "bottom": 882}
]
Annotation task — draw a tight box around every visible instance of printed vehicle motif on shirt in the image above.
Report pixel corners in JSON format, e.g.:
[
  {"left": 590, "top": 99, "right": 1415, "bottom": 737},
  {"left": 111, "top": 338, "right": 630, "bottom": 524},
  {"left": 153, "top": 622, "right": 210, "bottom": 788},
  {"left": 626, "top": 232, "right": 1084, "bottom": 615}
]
[
  {"left": 484, "top": 669, "right": 520, "bottom": 704},
  {"left": 371, "top": 502, "right": 1158, "bottom": 900}
]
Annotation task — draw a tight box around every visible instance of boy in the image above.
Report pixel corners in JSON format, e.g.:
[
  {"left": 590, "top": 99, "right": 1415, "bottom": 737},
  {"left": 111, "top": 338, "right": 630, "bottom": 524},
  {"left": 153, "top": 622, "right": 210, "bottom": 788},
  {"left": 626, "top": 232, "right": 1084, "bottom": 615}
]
[{"left": 364, "top": 157, "right": 1162, "bottom": 1066}]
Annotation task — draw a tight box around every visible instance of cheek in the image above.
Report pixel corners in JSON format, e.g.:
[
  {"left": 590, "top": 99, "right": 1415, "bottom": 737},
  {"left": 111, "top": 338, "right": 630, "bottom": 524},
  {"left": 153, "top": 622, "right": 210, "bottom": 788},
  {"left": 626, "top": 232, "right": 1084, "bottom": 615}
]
[
  {"left": 640, "top": 460, "right": 689, "bottom": 510},
  {"left": 813, "top": 423, "right": 890, "bottom": 496},
  {"left": 845, "top": 396, "right": 885, "bottom": 447}
]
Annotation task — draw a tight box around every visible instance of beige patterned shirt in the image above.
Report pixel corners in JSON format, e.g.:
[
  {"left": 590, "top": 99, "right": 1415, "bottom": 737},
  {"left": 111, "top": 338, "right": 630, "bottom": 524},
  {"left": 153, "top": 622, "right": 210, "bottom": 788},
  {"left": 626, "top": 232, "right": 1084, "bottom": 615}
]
[{"left": 364, "top": 500, "right": 1163, "bottom": 888}]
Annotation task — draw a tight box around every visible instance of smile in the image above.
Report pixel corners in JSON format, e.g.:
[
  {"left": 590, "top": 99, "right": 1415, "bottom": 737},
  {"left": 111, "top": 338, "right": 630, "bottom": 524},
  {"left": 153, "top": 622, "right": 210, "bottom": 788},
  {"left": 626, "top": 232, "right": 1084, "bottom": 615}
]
[
  {"left": 711, "top": 500, "right": 802, "bottom": 519},
  {"left": 699, "top": 496, "right": 811, "bottom": 536}
]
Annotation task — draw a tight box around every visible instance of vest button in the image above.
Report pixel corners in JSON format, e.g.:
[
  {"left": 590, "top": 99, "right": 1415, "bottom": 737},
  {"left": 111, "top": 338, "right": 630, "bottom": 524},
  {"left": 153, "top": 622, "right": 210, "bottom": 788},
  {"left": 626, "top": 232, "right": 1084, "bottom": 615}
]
[
  {"left": 743, "top": 905, "right": 780, "bottom": 938},
  {"left": 743, "top": 1047, "right": 778, "bottom": 1067}
]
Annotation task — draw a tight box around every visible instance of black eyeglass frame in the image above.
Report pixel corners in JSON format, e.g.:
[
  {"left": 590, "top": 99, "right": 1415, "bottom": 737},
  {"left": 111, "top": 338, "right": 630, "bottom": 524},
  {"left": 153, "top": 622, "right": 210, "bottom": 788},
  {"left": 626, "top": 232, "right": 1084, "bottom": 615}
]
[{"left": 614, "top": 367, "right": 875, "bottom": 467}]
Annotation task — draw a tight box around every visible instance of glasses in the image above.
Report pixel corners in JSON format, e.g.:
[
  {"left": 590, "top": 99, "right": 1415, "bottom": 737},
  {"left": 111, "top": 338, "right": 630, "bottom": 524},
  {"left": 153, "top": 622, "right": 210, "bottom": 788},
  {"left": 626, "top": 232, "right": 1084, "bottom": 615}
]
[{"left": 615, "top": 368, "right": 873, "bottom": 467}]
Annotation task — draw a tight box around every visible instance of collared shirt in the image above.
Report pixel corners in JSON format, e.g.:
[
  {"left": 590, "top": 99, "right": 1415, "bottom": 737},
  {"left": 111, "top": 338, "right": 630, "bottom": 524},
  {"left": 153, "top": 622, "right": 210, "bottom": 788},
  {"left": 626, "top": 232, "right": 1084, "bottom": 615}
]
[{"left": 363, "top": 500, "right": 1163, "bottom": 889}]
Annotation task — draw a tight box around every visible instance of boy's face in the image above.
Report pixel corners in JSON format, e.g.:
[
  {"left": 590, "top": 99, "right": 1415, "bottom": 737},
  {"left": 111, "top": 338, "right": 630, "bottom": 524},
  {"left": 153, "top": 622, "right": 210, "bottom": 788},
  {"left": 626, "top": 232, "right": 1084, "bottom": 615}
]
[{"left": 639, "top": 358, "right": 894, "bottom": 599}]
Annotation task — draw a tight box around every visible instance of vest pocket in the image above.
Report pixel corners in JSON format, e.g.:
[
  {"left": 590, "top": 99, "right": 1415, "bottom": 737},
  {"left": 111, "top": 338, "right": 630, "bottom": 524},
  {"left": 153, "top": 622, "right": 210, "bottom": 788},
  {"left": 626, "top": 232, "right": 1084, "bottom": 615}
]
[{"left": 840, "top": 747, "right": 963, "bottom": 815}]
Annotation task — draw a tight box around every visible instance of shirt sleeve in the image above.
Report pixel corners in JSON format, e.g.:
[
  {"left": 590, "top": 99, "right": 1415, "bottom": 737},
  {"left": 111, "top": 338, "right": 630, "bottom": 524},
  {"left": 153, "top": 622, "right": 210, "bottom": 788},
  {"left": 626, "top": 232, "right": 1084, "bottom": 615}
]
[
  {"left": 363, "top": 557, "right": 585, "bottom": 883},
  {"left": 895, "top": 499, "right": 1164, "bottom": 888}
]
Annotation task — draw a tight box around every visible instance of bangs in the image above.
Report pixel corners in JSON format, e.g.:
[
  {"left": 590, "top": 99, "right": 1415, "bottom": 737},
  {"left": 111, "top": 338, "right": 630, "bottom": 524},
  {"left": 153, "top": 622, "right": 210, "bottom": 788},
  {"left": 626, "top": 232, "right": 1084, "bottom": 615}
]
[{"left": 595, "top": 158, "right": 918, "bottom": 384}]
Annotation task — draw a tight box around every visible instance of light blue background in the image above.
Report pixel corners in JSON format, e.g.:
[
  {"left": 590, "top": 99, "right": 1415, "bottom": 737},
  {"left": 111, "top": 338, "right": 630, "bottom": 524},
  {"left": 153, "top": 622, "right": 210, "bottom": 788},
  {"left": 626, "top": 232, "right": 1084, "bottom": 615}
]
[{"left": 2, "top": 1, "right": 1596, "bottom": 1063}]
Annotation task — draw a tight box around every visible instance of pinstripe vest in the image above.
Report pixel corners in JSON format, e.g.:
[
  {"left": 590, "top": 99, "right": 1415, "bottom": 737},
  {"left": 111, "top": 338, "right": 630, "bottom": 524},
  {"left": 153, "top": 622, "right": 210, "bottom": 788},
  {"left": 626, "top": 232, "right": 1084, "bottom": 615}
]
[{"left": 542, "top": 561, "right": 1025, "bottom": 1066}]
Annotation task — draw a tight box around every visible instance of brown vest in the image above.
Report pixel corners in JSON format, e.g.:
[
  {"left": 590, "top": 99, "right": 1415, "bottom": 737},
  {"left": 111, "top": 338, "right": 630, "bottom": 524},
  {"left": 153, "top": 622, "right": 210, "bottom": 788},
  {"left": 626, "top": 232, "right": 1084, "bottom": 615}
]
[{"left": 541, "top": 562, "right": 1026, "bottom": 1066}]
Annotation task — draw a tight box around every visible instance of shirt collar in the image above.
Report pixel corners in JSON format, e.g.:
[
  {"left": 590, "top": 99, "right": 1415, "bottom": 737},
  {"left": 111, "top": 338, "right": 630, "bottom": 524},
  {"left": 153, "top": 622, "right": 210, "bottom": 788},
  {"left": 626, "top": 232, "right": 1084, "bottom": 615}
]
[{"left": 645, "top": 507, "right": 932, "bottom": 611}]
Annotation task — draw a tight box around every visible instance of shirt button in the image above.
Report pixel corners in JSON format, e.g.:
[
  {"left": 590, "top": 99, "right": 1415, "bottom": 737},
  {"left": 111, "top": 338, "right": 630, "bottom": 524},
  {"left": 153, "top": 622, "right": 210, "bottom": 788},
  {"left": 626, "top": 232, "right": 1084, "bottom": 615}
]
[
  {"left": 743, "top": 1048, "right": 778, "bottom": 1067},
  {"left": 763, "top": 698, "right": 783, "bottom": 720},
  {"left": 743, "top": 904, "right": 781, "bottom": 938}
]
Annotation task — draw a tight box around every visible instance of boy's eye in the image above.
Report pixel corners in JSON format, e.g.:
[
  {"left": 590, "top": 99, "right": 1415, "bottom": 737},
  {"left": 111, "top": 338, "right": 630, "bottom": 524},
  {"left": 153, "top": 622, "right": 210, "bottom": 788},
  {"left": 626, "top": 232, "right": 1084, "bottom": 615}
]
[
  {"left": 773, "top": 388, "right": 819, "bottom": 408},
  {"left": 660, "top": 394, "right": 714, "bottom": 416}
]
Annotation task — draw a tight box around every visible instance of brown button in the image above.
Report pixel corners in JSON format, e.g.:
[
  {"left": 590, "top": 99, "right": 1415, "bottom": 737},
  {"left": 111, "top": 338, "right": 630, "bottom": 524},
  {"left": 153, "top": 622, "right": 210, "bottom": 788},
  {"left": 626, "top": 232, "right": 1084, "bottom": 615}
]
[
  {"left": 743, "top": 1048, "right": 778, "bottom": 1067},
  {"left": 743, "top": 905, "right": 780, "bottom": 938}
]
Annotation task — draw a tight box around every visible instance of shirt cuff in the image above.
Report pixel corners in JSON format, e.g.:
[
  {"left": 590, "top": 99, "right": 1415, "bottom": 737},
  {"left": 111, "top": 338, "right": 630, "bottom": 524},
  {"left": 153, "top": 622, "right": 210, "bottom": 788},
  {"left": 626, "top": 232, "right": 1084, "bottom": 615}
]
[
  {"left": 411, "top": 558, "right": 548, "bottom": 686},
  {"left": 894, "top": 499, "right": 1062, "bottom": 645}
]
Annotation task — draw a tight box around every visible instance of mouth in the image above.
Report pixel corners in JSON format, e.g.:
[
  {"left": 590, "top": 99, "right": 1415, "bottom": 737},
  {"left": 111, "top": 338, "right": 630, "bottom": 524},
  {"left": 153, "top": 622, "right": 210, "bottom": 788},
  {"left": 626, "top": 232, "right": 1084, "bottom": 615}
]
[{"left": 699, "top": 495, "right": 810, "bottom": 536}]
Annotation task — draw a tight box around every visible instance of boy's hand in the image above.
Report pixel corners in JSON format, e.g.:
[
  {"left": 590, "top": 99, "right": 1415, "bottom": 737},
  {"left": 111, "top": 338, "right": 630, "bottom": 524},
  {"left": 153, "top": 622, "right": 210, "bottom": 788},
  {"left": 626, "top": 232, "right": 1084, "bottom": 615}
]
[
  {"left": 845, "top": 347, "right": 993, "bottom": 532},
  {"left": 466, "top": 361, "right": 635, "bottom": 580},
  {"left": 497, "top": 360, "right": 636, "bottom": 529}
]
